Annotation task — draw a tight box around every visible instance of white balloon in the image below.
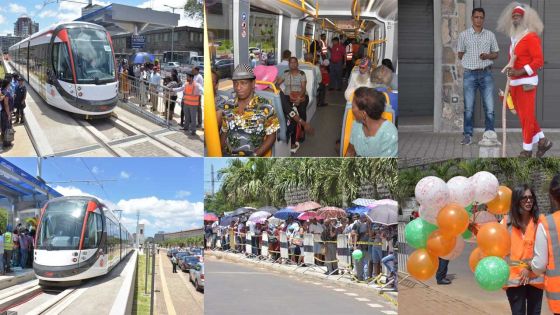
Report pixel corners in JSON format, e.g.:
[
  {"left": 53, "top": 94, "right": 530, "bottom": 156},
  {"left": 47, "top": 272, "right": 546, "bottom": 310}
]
[
  {"left": 415, "top": 176, "right": 449, "bottom": 211},
  {"left": 419, "top": 205, "right": 439, "bottom": 225},
  {"left": 474, "top": 211, "right": 498, "bottom": 225},
  {"left": 471, "top": 171, "right": 499, "bottom": 204},
  {"left": 441, "top": 236, "right": 465, "bottom": 260},
  {"left": 447, "top": 176, "right": 475, "bottom": 207}
]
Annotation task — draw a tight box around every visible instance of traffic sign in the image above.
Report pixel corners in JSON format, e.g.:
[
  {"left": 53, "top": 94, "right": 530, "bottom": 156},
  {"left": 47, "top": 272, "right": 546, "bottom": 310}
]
[{"left": 131, "top": 35, "right": 145, "bottom": 49}]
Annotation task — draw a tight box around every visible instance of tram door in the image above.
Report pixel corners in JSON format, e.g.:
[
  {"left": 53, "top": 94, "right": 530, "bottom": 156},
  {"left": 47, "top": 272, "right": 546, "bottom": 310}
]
[{"left": 48, "top": 31, "right": 77, "bottom": 106}]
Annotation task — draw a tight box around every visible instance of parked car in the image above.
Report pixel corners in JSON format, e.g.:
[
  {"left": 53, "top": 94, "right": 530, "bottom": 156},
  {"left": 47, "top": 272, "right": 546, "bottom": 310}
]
[
  {"left": 162, "top": 62, "right": 181, "bottom": 71},
  {"left": 214, "top": 59, "right": 234, "bottom": 79},
  {"left": 179, "top": 255, "right": 200, "bottom": 272},
  {"left": 189, "top": 262, "right": 204, "bottom": 292},
  {"left": 249, "top": 47, "right": 261, "bottom": 54}
]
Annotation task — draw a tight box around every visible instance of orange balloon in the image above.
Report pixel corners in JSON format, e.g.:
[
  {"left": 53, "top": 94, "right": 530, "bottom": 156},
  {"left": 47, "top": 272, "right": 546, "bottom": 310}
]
[
  {"left": 476, "top": 222, "right": 511, "bottom": 257},
  {"left": 468, "top": 247, "right": 487, "bottom": 272},
  {"left": 407, "top": 248, "right": 439, "bottom": 280},
  {"left": 426, "top": 230, "right": 457, "bottom": 257},
  {"left": 437, "top": 203, "right": 469, "bottom": 236},
  {"left": 487, "top": 186, "right": 513, "bottom": 215}
]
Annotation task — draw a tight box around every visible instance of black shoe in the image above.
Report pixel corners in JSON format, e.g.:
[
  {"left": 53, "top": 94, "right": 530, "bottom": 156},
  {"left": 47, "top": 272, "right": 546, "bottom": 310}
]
[
  {"left": 191, "top": 131, "right": 196, "bottom": 136},
  {"left": 328, "top": 88, "right": 334, "bottom": 91},
  {"left": 437, "top": 278, "right": 451, "bottom": 285}
]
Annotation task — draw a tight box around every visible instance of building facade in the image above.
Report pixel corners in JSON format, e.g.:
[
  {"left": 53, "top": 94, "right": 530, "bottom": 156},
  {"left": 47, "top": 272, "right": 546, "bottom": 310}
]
[
  {"left": 111, "top": 26, "right": 203, "bottom": 60},
  {"left": 155, "top": 228, "right": 203, "bottom": 242},
  {"left": 0, "top": 35, "right": 23, "bottom": 53},
  {"left": 14, "top": 16, "right": 39, "bottom": 38}
]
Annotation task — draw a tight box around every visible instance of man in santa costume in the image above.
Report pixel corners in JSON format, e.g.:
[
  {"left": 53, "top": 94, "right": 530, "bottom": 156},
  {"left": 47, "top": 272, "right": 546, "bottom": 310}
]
[{"left": 497, "top": 2, "right": 552, "bottom": 157}]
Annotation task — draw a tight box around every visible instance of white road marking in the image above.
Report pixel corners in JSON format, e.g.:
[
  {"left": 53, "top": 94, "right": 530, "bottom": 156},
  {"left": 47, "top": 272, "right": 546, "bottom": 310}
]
[
  {"left": 333, "top": 288, "right": 346, "bottom": 292},
  {"left": 368, "top": 304, "right": 383, "bottom": 308},
  {"left": 355, "top": 297, "right": 371, "bottom": 302},
  {"left": 312, "top": 282, "right": 321, "bottom": 285},
  {"left": 381, "top": 311, "right": 397, "bottom": 315},
  {"left": 344, "top": 293, "right": 358, "bottom": 296}
]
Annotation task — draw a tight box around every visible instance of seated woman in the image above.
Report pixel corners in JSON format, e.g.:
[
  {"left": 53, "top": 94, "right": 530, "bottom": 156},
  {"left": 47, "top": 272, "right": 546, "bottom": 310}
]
[{"left": 346, "top": 87, "right": 398, "bottom": 157}]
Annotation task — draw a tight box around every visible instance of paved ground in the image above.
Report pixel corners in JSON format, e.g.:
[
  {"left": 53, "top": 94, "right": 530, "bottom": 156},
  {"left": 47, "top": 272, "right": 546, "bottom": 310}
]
[
  {"left": 205, "top": 255, "right": 396, "bottom": 315},
  {"left": 399, "top": 128, "right": 560, "bottom": 158},
  {"left": 399, "top": 241, "right": 553, "bottom": 314},
  {"left": 154, "top": 250, "right": 203, "bottom": 315}
]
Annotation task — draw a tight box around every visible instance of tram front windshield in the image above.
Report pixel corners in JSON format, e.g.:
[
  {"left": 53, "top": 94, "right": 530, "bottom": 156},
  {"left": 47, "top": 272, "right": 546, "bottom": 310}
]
[
  {"left": 67, "top": 28, "right": 116, "bottom": 84},
  {"left": 37, "top": 199, "right": 87, "bottom": 250}
]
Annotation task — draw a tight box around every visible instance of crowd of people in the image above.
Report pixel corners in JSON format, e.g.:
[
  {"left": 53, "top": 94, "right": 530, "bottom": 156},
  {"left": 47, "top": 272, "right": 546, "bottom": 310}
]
[
  {"left": 205, "top": 212, "right": 397, "bottom": 290},
  {"left": 212, "top": 33, "right": 398, "bottom": 157},
  {"left": 0, "top": 223, "right": 35, "bottom": 275},
  {"left": 0, "top": 73, "right": 27, "bottom": 149},
  {"left": 117, "top": 59, "right": 204, "bottom": 136}
]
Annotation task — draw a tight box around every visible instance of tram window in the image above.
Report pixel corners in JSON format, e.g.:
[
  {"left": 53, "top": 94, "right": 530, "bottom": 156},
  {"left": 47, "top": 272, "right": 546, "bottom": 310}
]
[
  {"left": 249, "top": 10, "right": 279, "bottom": 65},
  {"left": 84, "top": 213, "right": 102, "bottom": 249},
  {"left": 67, "top": 28, "right": 116, "bottom": 84},
  {"left": 52, "top": 43, "right": 73, "bottom": 82}
]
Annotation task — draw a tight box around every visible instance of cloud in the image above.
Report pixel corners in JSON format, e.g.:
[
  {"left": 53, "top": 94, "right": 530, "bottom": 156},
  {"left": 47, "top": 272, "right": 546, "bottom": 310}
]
[
  {"left": 55, "top": 0, "right": 110, "bottom": 23},
  {"left": 0, "top": 15, "right": 5, "bottom": 24},
  {"left": 38, "top": 10, "right": 58, "bottom": 19},
  {"left": 52, "top": 185, "right": 118, "bottom": 210},
  {"left": 34, "top": 5, "right": 43, "bottom": 10},
  {"left": 117, "top": 196, "right": 203, "bottom": 233},
  {"left": 91, "top": 166, "right": 100, "bottom": 174},
  {"left": 9, "top": 4, "right": 27, "bottom": 14},
  {"left": 120, "top": 171, "right": 130, "bottom": 179},
  {"left": 137, "top": 0, "right": 201, "bottom": 27},
  {"left": 175, "top": 190, "right": 191, "bottom": 198}
]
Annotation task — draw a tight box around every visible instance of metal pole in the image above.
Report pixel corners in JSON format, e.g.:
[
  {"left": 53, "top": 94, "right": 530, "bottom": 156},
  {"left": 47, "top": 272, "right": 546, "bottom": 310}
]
[
  {"left": 145, "top": 242, "right": 148, "bottom": 294},
  {"left": 150, "top": 243, "right": 155, "bottom": 315},
  {"left": 171, "top": 27, "right": 174, "bottom": 62}
]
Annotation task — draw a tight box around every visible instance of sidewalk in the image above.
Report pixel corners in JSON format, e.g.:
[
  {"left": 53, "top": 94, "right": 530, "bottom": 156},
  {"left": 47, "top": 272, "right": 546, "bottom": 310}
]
[
  {"left": 399, "top": 129, "right": 560, "bottom": 158},
  {"left": 0, "top": 267, "right": 35, "bottom": 291},
  {"left": 154, "top": 250, "right": 203, "bottom": 315}
]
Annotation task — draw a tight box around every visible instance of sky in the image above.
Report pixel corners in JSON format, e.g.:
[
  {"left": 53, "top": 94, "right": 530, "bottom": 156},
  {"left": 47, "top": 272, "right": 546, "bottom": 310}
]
[
  {"left": 0, "top": 0, "right": 200, "bottom": 37},
  {"left": 5, "top": 157, "right": 203, "bottom": 238},
  {"left": 203, "top": 158, "right": 247, "bottom": 196}
]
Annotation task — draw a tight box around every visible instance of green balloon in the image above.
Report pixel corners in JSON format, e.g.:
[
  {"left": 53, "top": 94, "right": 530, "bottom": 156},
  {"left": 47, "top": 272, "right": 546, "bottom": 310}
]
[
  {"left": 405, "top": 218, "right": 438, "bottom": 249},
  {"left": 474, "top": 256, "right": 510, "bottom": 291},
  {"left": 462, "top": 229, "right": 472, "bottom": 240},
  {"left": 352, "top": 249, "right": 363, "bottom": 260}
]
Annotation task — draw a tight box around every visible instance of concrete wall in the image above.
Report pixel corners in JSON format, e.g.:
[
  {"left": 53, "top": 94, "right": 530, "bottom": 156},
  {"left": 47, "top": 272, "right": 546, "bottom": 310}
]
[{"left": 161, "top": 228, "right": 204, "bottom": 240}]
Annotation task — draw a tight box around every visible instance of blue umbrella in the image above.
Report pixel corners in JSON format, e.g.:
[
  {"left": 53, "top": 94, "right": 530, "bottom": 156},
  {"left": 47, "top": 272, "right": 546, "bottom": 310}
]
[
  {"left": 273, "top": 208, "right": 300, "bottom": 220},
  {"left": 130, "top": 52, "right": 155, "bottom": 64},
  {"left": 219, "top": 215, "right": 237, "bottom": 227},
  {"left": 346, "top": 206, "right": 369, "bottom": 215}
]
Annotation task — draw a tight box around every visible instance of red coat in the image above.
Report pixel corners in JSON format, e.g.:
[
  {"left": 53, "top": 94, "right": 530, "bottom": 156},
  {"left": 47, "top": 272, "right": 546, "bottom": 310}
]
[{"left": 509, "top": 32, "right": 543, "bottom": 86}]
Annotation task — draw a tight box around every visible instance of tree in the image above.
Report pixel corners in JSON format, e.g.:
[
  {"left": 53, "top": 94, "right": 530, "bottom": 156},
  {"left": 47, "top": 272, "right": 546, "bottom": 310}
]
[
  {"left": 0, "top": 208, "right": 7, "bottom": 233},
  {"left": 184, "top": 0, "right": 203, "bottom": 21}
]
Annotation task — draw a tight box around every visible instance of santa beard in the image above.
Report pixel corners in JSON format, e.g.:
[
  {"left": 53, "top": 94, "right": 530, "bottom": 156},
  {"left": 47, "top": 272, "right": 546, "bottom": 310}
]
[
  {"left": 356, "top": 72, "right": 370, "bottom": 85},
  {"left": 509, "top": 20, "right": 527, "bottom": 39}
]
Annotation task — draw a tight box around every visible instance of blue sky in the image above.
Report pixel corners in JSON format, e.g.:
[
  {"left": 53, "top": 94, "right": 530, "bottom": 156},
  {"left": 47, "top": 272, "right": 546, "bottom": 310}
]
[
  {"left": 203, "top": 158, "right": 247, "bottom": 195},
  {"left": 5, "top": 157, "right": 203, "bottom": 237},
  {"left": 0, "top": 0, "right": 200, "bottom": 36}
]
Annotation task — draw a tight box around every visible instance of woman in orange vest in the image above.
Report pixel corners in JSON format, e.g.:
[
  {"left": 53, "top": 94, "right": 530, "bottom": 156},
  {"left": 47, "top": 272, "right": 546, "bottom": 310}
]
[
  {"left": 502, "top": 184, "right": 544, "bottom": 315},
  {"left": 530, "top": 174, "right": 560, "bottom": 315}
]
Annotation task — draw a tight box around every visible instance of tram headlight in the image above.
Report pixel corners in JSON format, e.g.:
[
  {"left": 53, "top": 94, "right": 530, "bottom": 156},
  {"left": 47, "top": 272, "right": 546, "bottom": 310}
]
[{"left": 72, "top": 258, "right": 78, "bottom": 262}]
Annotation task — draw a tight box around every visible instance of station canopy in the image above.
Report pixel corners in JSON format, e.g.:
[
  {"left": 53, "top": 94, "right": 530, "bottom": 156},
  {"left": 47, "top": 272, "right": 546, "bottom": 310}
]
[{"left": 0, "top": 158, "right": 61, "bottom": 202}]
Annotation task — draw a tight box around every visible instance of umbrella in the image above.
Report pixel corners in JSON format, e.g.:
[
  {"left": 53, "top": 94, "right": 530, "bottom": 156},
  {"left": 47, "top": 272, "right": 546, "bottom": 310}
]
[
  {"left": 274, "top": 208, "right": 300, "bottom": 220},
  {"left": 130, "top": 52, "right": 155, "bottom": 64},
  {"left": 257, "top": 206, "right": 279, "bottom": 214},
  {"left": 297, "top": 211, "right": 318, "bottom": 221},
  {"left": 204, "top": 213, "right": 218, "bottom": 222},
  {"left": 231, "top": 207, "right": 257, "bottom": 216},
  {"left": 317, "top": 206, "right": 346, "bottom": 219},
  {"left": 268, "top": 217, "right": 284, "bottom": 227},
  {"left": 345, "top": 206, "right": 369, "bottom": 215},
  {"left": 352, "top": 198, "right": 377, "bottom": 207},
  {"left": 219, "top": 215, "right": 238, "bottom": 227},
  {"left": 366, "top": 199, "right": 398, "bottom": 225},
  {"left": 248, "top": 211, "right": 272, "bottom": 223},
  {"left": 293, "top": 201, "right": 322, "bottom": 212}
]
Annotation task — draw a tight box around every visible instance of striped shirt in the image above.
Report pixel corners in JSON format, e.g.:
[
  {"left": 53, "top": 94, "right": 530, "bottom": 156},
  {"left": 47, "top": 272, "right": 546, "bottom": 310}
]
[{"left": 457, "top": 27, "right": 499, "bottom": 70}]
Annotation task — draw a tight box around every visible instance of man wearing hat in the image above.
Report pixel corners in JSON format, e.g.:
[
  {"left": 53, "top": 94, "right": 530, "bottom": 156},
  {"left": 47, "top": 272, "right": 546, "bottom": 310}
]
[
  {"left": 345, "top": 58, "right": 373, "bottom": 102},
  {"left": 14, "top": 77, "right": 26, "bottom": 124},
  {"left": 497, "top": 2, "right": 552, "bottom": 157},
  {"left": 220, "top": 64, "right": 280, "bottom": 156}
]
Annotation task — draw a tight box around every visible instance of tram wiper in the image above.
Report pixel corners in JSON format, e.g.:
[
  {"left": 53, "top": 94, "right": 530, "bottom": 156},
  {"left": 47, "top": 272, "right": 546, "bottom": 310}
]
[{"left": 94, "top": 77, "right": 100, "bottom": 85}]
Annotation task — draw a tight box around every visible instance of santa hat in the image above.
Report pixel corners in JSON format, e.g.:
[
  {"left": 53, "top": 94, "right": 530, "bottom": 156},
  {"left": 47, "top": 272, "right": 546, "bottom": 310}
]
[{"left": 512, "top": 5, "right": 525, "bottom": 16}]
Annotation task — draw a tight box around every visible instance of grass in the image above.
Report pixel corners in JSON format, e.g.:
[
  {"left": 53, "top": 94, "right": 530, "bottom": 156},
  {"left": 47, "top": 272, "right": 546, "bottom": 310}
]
[{"left": 133, "top": 253, "right": 153, "bottom": 315}]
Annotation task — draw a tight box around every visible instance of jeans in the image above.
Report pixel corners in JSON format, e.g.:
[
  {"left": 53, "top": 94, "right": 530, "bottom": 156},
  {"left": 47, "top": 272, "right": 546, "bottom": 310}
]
[
  {"left": 330, "top": 61, "right": 343, "bottom": 90},
  {"left": 463, "top": 69, "right": 495, "bottom": 136},
  {"left": 436, "top": 258, "right": 449, "bottom": 282},
  {"left": 354, "top": 247, "right": 371, "bottom": 281},
  {"left": 505, "top": 285, "right": 543, "bottom": 315},
  {"left": 20, "top": 249, "right": 28, "bottom": 268},
  {"left": 382, "top": 254, "right": 396, "bottom": 274}
]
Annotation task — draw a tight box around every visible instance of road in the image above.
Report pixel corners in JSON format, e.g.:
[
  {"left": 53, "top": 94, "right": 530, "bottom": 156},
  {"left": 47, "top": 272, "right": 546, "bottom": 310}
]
[{"left": 205, "top": 256, "right": 396, "bottom": 315}]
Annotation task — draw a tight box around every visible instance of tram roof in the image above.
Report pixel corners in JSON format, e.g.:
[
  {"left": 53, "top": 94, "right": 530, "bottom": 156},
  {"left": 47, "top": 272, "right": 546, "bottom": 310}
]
[
  {"left": 10, "top": 21, "right": 106, "bottom": 49},
  {"left": 0, "top": 158, "right": 62, "bottom": 201}
]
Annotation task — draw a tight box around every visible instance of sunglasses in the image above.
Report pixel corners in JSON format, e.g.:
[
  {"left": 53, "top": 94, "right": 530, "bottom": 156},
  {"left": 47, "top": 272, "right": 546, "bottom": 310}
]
[{"left": 521, "top": 196, "right": 534, "bottom": 202}]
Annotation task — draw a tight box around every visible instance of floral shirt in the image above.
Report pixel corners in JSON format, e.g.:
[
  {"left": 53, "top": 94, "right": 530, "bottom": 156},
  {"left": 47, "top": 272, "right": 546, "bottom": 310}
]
[{"left": 221, "top": 94, "right": 280, "bottom": 155}]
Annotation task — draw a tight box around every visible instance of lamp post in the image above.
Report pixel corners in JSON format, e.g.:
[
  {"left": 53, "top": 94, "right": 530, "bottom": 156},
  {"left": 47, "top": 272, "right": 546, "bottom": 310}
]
[{"left": 164, "top": 4, "right": 182, "bottom": 63}]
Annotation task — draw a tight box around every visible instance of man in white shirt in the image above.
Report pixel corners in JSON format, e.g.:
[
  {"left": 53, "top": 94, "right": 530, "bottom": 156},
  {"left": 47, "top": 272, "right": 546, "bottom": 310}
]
[
  {"left": 192, "top": 67, "right": 204, "bottom": 128},
  {"left": 308, "top": 217, "right": 324, "bottom": 259},
  {"left": 345, "top": 58, "right": 373, "bottom": 102}
]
